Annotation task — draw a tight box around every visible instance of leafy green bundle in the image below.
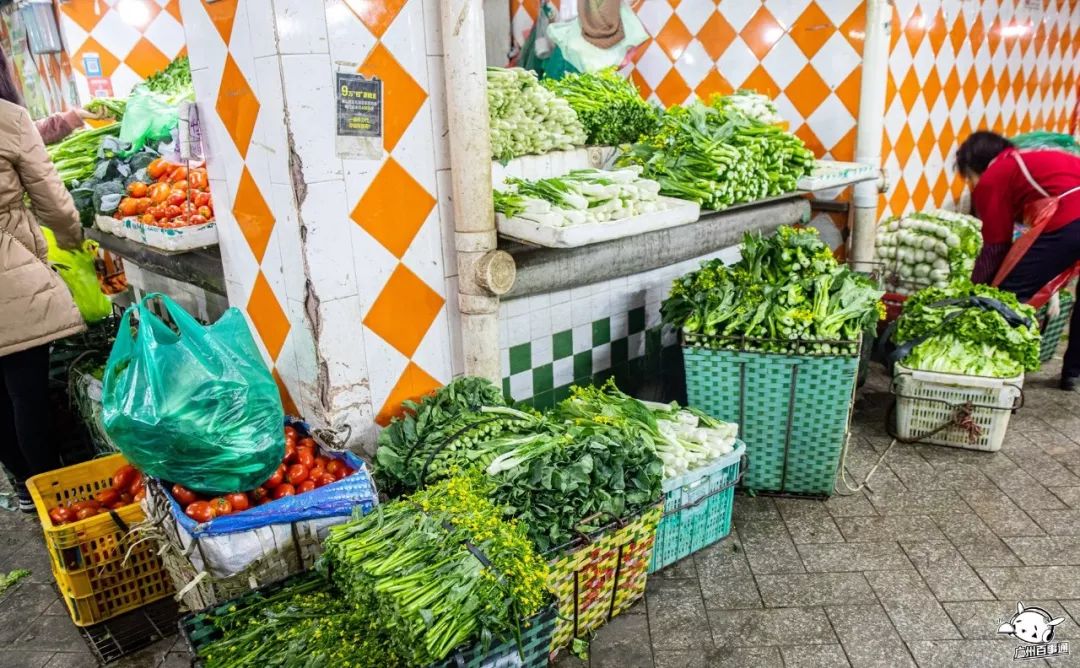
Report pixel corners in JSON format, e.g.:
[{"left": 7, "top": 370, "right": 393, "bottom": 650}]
[
  {"left": 196, "top": 575, "right": 403, "bottom": 668},
  {"left": 46, "top": 123, "right": 122, "bottom": 186},
  {"left": 617, "top": 101, "right": 813, "bottom": 210},
  {"left": 894, "top": 281, "right": 1041, "bottom": 373},
  {"left": 903, "top": 334, "right": 1024, "bottom": 377},
  {"left": 488, "top": 67, "right": 587, "bottom": 161},
  {"left": 322, "top": 474, "right": 549, "bottom": 666},
  {"left": 375, "top": 377, "right": 665, "bottom": 552},
  {"left": 662, "top": 226, "right": 884, "bottom": 353},
  {"left": 142, "top": 56, "right": 194, "bottom": 102},
  {"left": 68, "top": 137, "right": 161, "bottom": 225},
  {"left": 542, "top": 68, "right": 659, "bottom": 146}
]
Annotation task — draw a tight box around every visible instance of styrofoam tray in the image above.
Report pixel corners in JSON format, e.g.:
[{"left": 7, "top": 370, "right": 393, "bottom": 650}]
[
  {"left": 797, "top": 160, "right": 877, "bottom": 191},
  {"left": 95, "top": 214, "right": 122, "bottom": 236},
  {"left": 491, "top": 146, "right": 617, "bottom": 188},
  {"left": 496, "top": 196, "right": 700, "bottom": 248},
  {"left": 119, "top": 216, "right": 219, "bottom": 252}
]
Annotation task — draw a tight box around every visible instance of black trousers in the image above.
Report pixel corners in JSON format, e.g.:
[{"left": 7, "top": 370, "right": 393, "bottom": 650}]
[
  {"left": 998, "top": 219, "right": 1080, "bottom": 378},
  {"left": 0, "top": 345, "right": 58, "bottom": 482}
]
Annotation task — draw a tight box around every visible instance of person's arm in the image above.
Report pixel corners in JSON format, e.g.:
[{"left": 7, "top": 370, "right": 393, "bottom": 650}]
[
  {"left": 15, "top": 108, "right": 82, "bottom": 249},
  {"left": 34, "top": 109, "right": 83, "bottom": 145}
]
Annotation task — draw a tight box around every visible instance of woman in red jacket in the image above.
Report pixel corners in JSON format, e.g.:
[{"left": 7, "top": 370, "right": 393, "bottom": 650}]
[{"left": 957, "top": 131, "right": 1080, "bottom": 390}]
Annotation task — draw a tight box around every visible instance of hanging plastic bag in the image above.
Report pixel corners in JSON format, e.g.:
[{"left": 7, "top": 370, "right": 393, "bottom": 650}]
[
  {"left": 101, "top": 294, "right": 285, "bottom": 493},
  {"left": 41, "top": 226, "right": 111, "bottom": 323},
  {"left": 119, "top": 88, "right": 179, "bottom": 154}
]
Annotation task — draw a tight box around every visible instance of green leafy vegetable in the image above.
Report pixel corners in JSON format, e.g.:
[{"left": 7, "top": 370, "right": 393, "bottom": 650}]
[
  {"left": 663, "top": 226, "right": 884, "bottom": 353},
  {"left": 542, "top": 68, "right": 659, "bottom": 146},
  {"left": 488, "top": 67, "right": 587, "bottom": 161},
  {"left": 894, "top": 280, "right": 1041, "bottom": 372},
  {"left": 141, "top": 56, "right": 194, "bottom": 102},
  {"left": 617, "top": 101, "right": 813, "bottom": 210},
  {"left": 494, "top": 167, "right": 666, "bottom": 227},
  {"left": 46, "top": 123, "right": 122, "bottom": 186},
  {"left": 903, "top": 334, "right": 1024, "bottom": 377}
]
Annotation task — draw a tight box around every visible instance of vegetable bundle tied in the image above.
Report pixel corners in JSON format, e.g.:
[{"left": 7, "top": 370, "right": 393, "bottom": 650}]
[
  {"left": 663, "top": 226, "right": 884, "bottom": 353},
  {"left": 46, "top": 123, "right": 122, "bottom": 186},
  {"left": 710, "top": 90, "right": 783, "bottom": 125},
  {"left": 494, "top": 167, "right": 666, "bottom": 227},
  {"left": 617, "top": 101, "right": 813, "bottom": 211},
  {"left": 893, "top": 280, "right": 1041, "bottom": 375},
  {"left": 487, "top": 67, "right": 587, "bottom": 161},
  {"left": 541, "top": 68, "right": 659, "bottom": 146},
  {"left": 875, "top": 210, "right": 983, "bottom": 295},
  {"left": 322, "top": 474, "right": 549, "bottom": 666}
]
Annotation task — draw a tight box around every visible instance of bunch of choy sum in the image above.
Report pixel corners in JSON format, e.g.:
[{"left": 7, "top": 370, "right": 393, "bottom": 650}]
[{"left": 321, "top": 473, "right": 549, "bottom": 666}]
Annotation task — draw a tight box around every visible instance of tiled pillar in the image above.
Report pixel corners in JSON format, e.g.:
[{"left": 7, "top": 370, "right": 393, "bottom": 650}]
[{"left": 179, "top": 0, "right": 455, "bottom": 453}]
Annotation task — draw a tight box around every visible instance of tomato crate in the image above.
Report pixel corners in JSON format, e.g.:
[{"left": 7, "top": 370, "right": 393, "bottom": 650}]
[
  {"left": 178, "top": 572, "right": 556, "bottom": 668},
  {"left": 26, "top": 454, "right": 172, "bottom": 626},
  {"left": 546, "top": 503, "right": 663, "bottom": 652}
]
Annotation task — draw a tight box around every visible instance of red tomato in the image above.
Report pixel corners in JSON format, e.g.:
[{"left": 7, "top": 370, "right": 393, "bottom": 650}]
[
  {"left": 48, "top": 507, "right": 71, "bottom": 525},
  {"left": 197, "top": 205, "right": 213, "bottom": 220},
  {"left": 166, "top": 190, "right": 186, "bottom": 206},
  {"left": 286, "top": 464, "right": 309, "bottom": 485},
  {"left": 94, "top": 488, "right": 120, "bottom": 507},
  {"left": 250, "top": 487, "right": 270, "bottom": 505},
  {"left": 284, "top": 442, "right": 297, "bottom": 464},
  {"left": 113, "top": 465, "right": 137, "bottom": 490},
  {"left": 135, "top": 197, "right": 152, "bottom": 214},
  {"left": 284, "top": 425, "right": 298, "bottom": 441},
  {"left": 172, "top": 180, "right": 189, "bottom": 192},
  {"left": 296, "top": 480, "right": 316, "bottom": 494},
  {"left": 147, "top": 158, "right": 168, "bottom": 180},
  {"left": 76, "top": 507, "right": 101, "bottom": 520},
  {"left": 299, "top": 437, "right": 316, "bottom": 450},
  {"left": 164, "top": 205, "right": 182, "bottom": 220},
  {"left": 185, "top": 501, "right": 214, "bottom": 523},
  {"left": 149, "top": 182, "right": 170, "bottom": 203},
  {"left": 189, "top": 214, "right": 208, "bottom": 226},
  {"left": 210, "top": 497, "right": 233, "bottom": 516},
  {"left": 127, "top": 472, "right": 143, "bottom": 496},
  {"left": 272, "top": 484, "right": 296, "bottom": 499},
  {"left": 170, "top": 166, "right": 189, "bottom": 183},
  {"left": 140, "top": 213, "right": 154, "bottom": 224},
  {"left": 172, "top": 484, "right": 198, "bottom": 506},
  {"left": 314, "top": 456, "right": 331, "bottom": 469},
  {"left": 189, "top": 170, "right": 208, "bottom": 190},
  {"left": 326, "top": 460, "right": 345, "bottom": 478},
  {"left": 264, "top": 464, "right": 286, "bottom": 489},
  {"left": 133, "top": 489, "right": 146, "bottom": 502},
  {"left": 342, "top": 467, "right": 355, "bottom": 479},
  {"left": 225, "top": 493, "right": 250, "bottom": 512},
  {"left": 296, "top": 449, "right": 315, "bottom": 468},
  {"left": 70, "top": 500, "right": 100, "bottom": 512},
  {"left": 308, "top": 463, "right": 324, "bottom": 480},
  {"left": 314, "top": 473, "right": 337, "bottom": 488},
  {"left": 194, "top": 191, "right": 211, "bottom": 207}
]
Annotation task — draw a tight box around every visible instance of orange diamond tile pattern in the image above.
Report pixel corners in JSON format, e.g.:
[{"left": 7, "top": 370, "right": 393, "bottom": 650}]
[
  {"left": 656, "top": 15, "right": 693, "bottom": 62},
  {"left": 125, "top": 38, "right": 170, "bottom": 80},
  {"left": 273, "top": 369, "right": 299, "bottom": 417},
  {"left": 71, "top": 37, "right": 120, "bottom": 77},
  {"left": 364, "top": 264, "right": 445, "bottom": 359},
  {"left": 247, "top": 272, "right": 291, "bottom": 362},
  {"left": 654, "top": 69, "right": 691, "bottom": 108},
  {"left": 376, "top": 362, "right": 441, "bottom": 427},
  {"left": 359, "top": 44, "right": 428, "bottom": 153},
  {"left": 344, "top": 0, "right": 408, "bottom": 38},
  {"left": 216, "top": 54, "right": 261, "bottom": 158},
  {"left": 790, "top": 2, "right": 834, "bottom": 59},
  {"left": 697, "top": 11, "right": 735, "bottom": 62},
  {"left": 232, "top": 168, "right": 276, "bottom": 262},
  {"left": 203, "top": 0, "right": 239, "bottom": 44},
  {"left": 740, "top": 6, "right": 783, "bottom": 60},
  {"left": 351, "top": 157, "right": 435, "bottom": 258}
]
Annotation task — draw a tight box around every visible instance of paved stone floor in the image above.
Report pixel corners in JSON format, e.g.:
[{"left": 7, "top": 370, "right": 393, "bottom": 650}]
[{"left": 0, "top": 357, "right": 1078, "bottom": 667}]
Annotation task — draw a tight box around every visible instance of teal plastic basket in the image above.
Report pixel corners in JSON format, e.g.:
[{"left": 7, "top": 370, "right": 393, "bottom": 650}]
[
  {"left": 682, "top": 338, "right": 859, "bottom": 497},
  {"left": 649, "top": 442, "right": 746, "bottom": 573},
  {"left": 1037, "top": 290, "right": 1074, "bottom": 364}
]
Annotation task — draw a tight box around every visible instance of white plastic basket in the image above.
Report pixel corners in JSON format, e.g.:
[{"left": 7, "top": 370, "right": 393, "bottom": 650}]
[{"left": 891, "top": 363, "right": 1024, "bottom": 452}]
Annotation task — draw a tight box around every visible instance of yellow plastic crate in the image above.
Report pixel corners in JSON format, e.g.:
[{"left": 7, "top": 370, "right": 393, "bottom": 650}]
[{"left": 27, "top": 454, "right": 172, "bottom": 626}]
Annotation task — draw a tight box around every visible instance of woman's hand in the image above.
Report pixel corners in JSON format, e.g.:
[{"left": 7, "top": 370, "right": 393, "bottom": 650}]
[{"left": 75, "top": 107, "right": 107, "bottom": 120}]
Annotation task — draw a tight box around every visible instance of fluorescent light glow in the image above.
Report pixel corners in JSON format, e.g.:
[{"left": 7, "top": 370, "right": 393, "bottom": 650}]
[{"left": 116, "top": 0, "right": 152, "bottom": 29}]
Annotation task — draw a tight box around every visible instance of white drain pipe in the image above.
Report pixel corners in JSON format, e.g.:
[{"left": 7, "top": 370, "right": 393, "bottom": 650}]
[
  {"left": 439, "top": 0, "right": 516, "bottom": 382},
  {"left": 850, "top": 0, "right": 892, "bottom": 271}
]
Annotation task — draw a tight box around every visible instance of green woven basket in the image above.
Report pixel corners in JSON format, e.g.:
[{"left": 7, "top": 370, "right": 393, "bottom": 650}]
[
  {"left": 683, "top": 339, "right": 859, "bottom": 497},
  {"left": 179, "top": 572, "right": 556, "bottom": 668},
  {"left": 1037, "top": 290, "right": 1074, "bottom": 364},
  {"left": 649, "top": 442, "right": 745, "bottom": 573}
]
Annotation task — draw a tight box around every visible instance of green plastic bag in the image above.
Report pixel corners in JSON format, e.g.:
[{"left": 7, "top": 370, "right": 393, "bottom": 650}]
[
  {"left": 102, "top": 294, "right": 285, "bottom": 493},
  {"left": 119, "top": 88, "right": 178, "bottom": 154},
  {"left": 42, "top": 226, "right": 111, "bottom": 323}
]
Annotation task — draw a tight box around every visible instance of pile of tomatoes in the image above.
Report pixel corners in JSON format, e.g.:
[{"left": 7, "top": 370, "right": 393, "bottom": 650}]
[
  {"left": 174, "top": 426, "right": 358, "bottom": 524},
  {"left": 47, "top": 464, "right": 144, "bottom": 526},
  {"left": 116, "top": 158, "right": 214, "bottom": 229}
]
